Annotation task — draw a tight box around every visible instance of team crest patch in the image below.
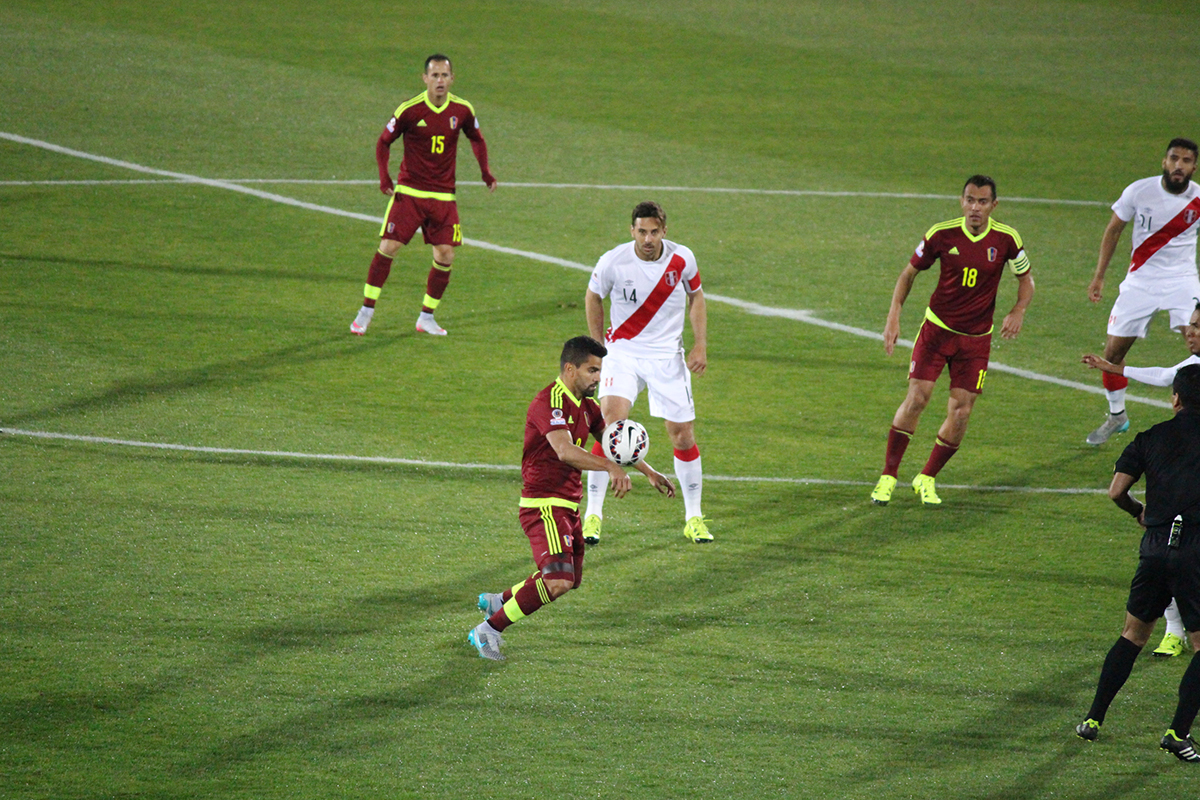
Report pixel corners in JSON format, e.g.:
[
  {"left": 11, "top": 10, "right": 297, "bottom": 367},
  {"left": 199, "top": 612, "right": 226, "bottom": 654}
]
[
  {"left": 449, "top": 116, "right": 458, "bottom": 130},
  {"left": 563, "top": 533, "right": 573, "bottom": 548},
  {"left": 1187, "top": 209, "right": 1199, "bottom": 225},
  {"left": 987, "top": 247, "right": 998, "bottom": 262},
  {"left": 665, "top": 270, "right": 678, "bottom": 286}
]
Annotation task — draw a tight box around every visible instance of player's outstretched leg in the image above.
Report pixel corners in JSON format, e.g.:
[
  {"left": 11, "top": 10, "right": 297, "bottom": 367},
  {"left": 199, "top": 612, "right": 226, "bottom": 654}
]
[
  {"left": 415, "top": 260, "right": 451, "bottom": 335},
  {"left": 674, "top": 445, "right": 711, "bottom": 543}
]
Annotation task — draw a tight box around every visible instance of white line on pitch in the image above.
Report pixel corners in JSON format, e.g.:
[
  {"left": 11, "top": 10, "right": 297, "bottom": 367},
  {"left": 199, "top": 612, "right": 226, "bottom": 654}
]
[
  {"left": 0, "top": 174, "right": 1109, "bottom": 206},
  {"left": 0, "top": 428, "right": 1107, "bottom": 494},
  {"left": 0, "top": 131, "right": 1167, "bottom": 409}
]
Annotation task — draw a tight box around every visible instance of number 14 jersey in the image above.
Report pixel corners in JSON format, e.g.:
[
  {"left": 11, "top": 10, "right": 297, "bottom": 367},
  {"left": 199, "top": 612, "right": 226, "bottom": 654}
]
[{"left": 588, "top": 239, "right": 702, "bottom": 358}]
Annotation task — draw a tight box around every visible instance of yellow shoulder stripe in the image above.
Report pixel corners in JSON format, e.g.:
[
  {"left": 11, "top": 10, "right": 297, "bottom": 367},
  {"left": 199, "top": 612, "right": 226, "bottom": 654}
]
[
  {"left": 393, "top": 92, "right": 428, "bottom": 117},
  {"left": 923, "top": 217, "right": 965, "bottom": 239},
  {"left": 448, "top": 93, "right": 476, "bottom": 116},
  {"left": 991, "top": 221, "right": 1025, "bottom": 248}
]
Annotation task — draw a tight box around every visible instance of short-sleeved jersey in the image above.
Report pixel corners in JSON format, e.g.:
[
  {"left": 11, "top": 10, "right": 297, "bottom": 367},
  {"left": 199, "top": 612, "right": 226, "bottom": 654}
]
[
  {"left": 381, "top": 91, "right": 483, "bottom": 196},
  {"left": 1115, "top": 408, "right": 1200, "bottom": 527},
  {"left": 522, "top": 378, "right": 606, "bottom": 504},
  {"left": 910, "top": 217, "right": 1030, "bottom": 336},
  {"left": 588, "top": 239, "right": 702, "bottom": 358},
  {"left": 1112, "top": 176, "right": 1200, "bottom": 282}
]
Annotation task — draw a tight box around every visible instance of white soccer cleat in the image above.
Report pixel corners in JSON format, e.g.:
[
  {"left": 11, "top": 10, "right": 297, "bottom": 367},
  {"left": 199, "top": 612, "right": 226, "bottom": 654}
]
[
  {"left": 350, "top": 306, "right": 374, "bottom": 335},
  {"left": 1085, "top": 411, "right": 1129, "bottom": 446},
  {"left": 415, "top": 312, "right": 447, "bottom": 336}
]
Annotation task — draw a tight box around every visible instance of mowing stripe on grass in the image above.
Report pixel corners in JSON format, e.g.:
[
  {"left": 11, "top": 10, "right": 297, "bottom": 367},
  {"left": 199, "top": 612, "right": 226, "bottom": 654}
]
[
  {"left": 0, "top": 428, "right": 1107, "bottom": 494},
  {"left": 0, "top": 131, "right": 1169, "bottom": 410}
]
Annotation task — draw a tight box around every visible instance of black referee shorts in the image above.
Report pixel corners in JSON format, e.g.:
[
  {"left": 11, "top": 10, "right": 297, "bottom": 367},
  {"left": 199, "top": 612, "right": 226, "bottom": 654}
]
[{"left": 1127, "top": 526, "right": 1200, "bottom": 631}]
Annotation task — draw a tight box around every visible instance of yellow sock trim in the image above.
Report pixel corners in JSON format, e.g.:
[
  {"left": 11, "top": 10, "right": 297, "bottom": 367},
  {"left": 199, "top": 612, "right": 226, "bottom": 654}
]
[
  {"left": 502, "top": 596, "right": 526, "bottom": 623},
  {"left": 422, "top": 293, "right": 440, "bottom": 309},
  {"left": 364, "top": 284, "right": 382, "bottom": 300}
]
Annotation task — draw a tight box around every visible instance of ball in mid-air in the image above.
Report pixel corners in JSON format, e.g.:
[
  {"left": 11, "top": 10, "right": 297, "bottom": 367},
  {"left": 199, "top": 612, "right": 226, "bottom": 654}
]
[{"left": 602, "top": 419, "right": 649, "bottom": 466}]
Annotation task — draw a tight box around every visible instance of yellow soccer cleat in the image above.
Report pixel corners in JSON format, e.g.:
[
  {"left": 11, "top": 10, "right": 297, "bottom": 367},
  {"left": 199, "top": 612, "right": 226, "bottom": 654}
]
[
  {"left": 912, "top": 474, "right": 942, "bottom": 506},
  {"left": 1153, "top": 632, "right": 1185, "bottom": 658},
  {"left": 684, "top": 516, "right": 713, "bottom": 544},
  {"left": 870, "top": 475, "right": 897, "bottom": 505},
  {"left": 582, "top": 514, "right": 603, "bottom": 546}
]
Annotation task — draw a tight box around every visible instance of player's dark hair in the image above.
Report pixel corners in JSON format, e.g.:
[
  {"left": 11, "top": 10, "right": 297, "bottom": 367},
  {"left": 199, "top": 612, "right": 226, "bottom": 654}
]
[
  {"left": 963, "top": 175, "right": 997, "bottom": 200},
  {"left": 1173, "top": 364, "right": 1200, "bottom": 410},
  {"left": 1166, "top": 138, "right": 1199, "bottom": 158},
  {"left": 631, "top": 201, "right": 666, "bottom": 227},
  {"left": 560, "top": 336, "right": 607, "bottom": 369},
  {"left": 424, "top": 53, "right": 452, "bottom": 72}
]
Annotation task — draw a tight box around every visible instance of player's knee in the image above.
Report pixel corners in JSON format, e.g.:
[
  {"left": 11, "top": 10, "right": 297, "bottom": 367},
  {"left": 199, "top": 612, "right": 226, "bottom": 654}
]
[
  {"left": 379, "top": 238, "right": 402, "bottom": 257},
  {"left": 543, "top": 577, "right": 574, "bottom": 599},
  {"left": 665, "top": 422, "right": 695, "bottom": 450}
]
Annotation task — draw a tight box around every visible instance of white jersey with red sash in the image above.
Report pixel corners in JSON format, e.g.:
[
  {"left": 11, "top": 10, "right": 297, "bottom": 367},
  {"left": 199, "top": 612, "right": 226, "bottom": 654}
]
[
  {"left": 1113, "top": 176, "right": 1200, "bottom": 285},
  {"left": 587, "top": 239, "right": 702, "bottom": 358}
]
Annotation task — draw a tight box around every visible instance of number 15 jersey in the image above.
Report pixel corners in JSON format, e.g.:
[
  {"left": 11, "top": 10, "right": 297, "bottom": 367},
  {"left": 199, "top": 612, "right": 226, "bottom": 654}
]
[{"left": 588, "top": 239, "right": 702, "bottom": 358}]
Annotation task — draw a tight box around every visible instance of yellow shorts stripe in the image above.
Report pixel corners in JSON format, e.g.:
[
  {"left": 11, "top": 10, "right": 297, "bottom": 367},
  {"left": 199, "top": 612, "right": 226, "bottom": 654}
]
[
  {"left": 519, "top": 497, "right": 579, "bottom": 512},
  {"left": 542, "top": 506, "right": 562, "bottom": 556},
  {"left": 398, "top": 184, "right": 456, "bottom": 202}
]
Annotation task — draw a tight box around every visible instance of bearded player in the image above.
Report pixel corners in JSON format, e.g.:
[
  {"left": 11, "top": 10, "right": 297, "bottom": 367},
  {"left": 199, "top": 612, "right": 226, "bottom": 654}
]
[
  {"left": 468, "top": 337, "right": 674, "bottom": 661},
  {"left": 1084, "top": 138, "right": 1200, "bottom": 445},
  {"left": 871, "top": 176, "right": 1035, "bottom": 506},
  {"left": 350, "top": 54, "right": 496, "bottom": 337}
]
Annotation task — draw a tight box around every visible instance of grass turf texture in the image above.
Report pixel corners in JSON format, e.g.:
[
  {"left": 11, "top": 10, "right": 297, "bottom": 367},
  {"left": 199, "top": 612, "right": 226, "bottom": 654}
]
[{"left": 3, "top": 0, "right": 1200, "bottom": 797}]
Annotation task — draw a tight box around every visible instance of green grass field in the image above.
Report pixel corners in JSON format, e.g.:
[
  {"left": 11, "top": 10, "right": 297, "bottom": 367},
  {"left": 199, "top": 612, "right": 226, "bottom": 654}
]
[{"left": 4, "top": 1, "right": 1200, "bottom": 797}]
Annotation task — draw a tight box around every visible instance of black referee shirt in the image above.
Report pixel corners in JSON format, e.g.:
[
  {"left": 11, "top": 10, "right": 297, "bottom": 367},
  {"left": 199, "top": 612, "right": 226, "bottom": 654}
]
[{"left": 1115, "top": 408, "right": 1200, "bottom": 528}]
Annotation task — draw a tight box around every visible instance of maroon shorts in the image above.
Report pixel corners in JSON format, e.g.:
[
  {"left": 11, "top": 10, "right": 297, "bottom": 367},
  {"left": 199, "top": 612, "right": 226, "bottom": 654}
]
[
  {"left": 379, "top": 191, "right": 462, "bottom": 246},
  {"left": 519, "top": 504, "right": 584, "bottom": 586},
  {"left": 909, "top": 320, "right": 991, "bottom": 394}
]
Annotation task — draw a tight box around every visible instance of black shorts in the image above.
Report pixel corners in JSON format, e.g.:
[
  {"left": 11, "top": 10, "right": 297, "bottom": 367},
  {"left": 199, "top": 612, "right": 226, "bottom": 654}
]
[{"left": 1127, "top": 526, "right": 1200, "bottom": 631}]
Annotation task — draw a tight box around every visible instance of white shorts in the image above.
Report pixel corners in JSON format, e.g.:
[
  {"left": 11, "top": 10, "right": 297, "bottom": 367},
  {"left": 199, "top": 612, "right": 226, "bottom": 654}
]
[
  {"left": 598, "top": 348, "right": 695, "bottom": 423},
  {"left": 1108, "top": 275, "right": 1200, "bottom": 338}
]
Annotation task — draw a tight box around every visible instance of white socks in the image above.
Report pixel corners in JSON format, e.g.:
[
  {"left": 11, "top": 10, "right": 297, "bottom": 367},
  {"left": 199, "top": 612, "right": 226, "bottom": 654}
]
[
  {"left": 674, "top": 452, "right": 703, "bottom": 520},
  {"left": 1106, "top": 388, "right": 1126, "bottom": 415}
]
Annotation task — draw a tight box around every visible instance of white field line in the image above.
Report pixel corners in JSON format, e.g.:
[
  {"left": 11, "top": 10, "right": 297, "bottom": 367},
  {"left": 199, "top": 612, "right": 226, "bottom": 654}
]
[
  {"left": 1, "top": 174, "right": 1110, "bottom": 207},
  {"left": 0, "top": 428, "right": 1107, "bottom": 494},
  {"left": 0, "top": 131, "right": 1168, "bottom": 411}
]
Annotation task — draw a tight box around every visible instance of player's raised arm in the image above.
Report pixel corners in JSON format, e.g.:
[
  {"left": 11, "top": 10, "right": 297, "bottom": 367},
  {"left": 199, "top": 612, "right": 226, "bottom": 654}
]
[{"left": 884, "top": 264, "right": 920, "bottom": 355}]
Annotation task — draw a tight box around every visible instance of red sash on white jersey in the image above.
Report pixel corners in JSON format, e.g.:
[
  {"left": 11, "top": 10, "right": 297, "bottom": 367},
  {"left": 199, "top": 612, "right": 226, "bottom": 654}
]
[
  {"left": 1129, "top": 196, "right": 1200, "bottom": 272},
  {"left": 607, "top": 254, "right": 688, "bottom": 342}
]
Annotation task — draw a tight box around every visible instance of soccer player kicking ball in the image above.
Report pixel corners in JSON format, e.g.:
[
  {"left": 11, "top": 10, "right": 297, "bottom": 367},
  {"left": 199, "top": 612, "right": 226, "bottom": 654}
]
[
  {"left": 468, "top": 337, "right": 674, "bottom": 661},
  {"left": 870, "top": 176, "right": 1035, "bottom": 507},
  {"left": 582, "top": 201, "right": 711, "bottom": 544},
  {"left": 350, "top": 54, "right": 496, "bottom": 337}
]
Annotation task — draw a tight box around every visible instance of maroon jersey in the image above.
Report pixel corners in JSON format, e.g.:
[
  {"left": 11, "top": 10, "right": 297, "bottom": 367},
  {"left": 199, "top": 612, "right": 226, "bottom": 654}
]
[
  {"left": 375, "top": 91, "right": 491, "bottom": 196},
  {"left": 522, "top": 379, "right": 606, "bottom": 503},
  {"left": 910, "top": 217, "right": 1030, "bottom": 335}
]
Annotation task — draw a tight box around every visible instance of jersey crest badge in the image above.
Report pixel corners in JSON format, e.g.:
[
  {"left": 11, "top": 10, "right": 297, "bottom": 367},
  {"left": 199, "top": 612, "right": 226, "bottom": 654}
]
[
  {"left": 665, "top": 270, "right": 678, "bottom": 287},
  {"left": 1187, "top": 208, "right": 1198, "bottom": 225},
  {"left": 987, "top": 247, "right": 998, "bottom": 262},
  {"left": 563, "top": 533, "right": 574, "bottom": 548},
  {"left": 449, "top": 116, "right": 458, "bottom": 130}
]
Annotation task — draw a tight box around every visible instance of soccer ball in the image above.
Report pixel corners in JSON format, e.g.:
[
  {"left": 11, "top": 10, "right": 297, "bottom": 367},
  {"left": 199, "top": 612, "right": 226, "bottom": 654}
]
[{"left": 602, "top": 419, "right": 649, "bottom": 466}]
